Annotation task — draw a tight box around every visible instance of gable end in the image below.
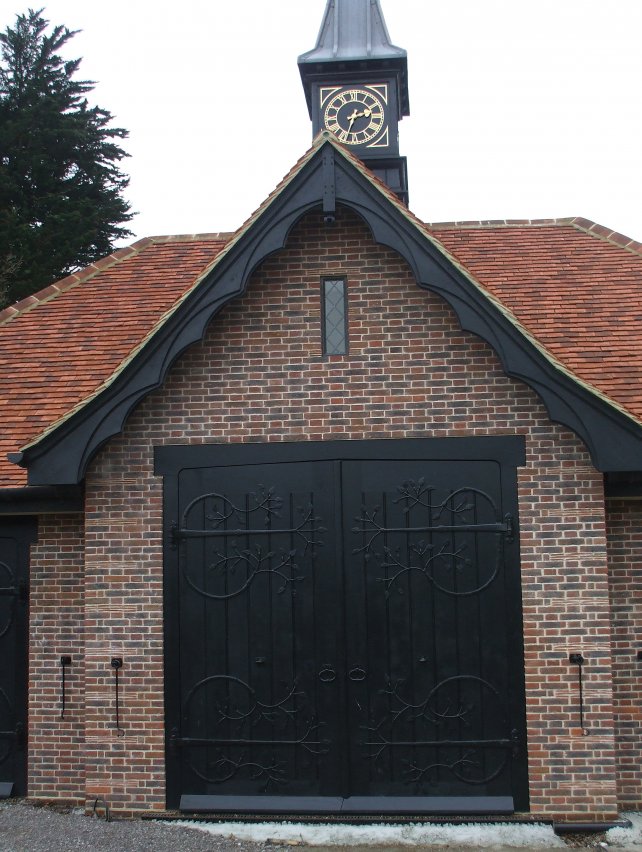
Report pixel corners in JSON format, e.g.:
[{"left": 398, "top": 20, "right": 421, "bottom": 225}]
[{"left": 10, "top": 140, "right": 642, "bottom": 484}]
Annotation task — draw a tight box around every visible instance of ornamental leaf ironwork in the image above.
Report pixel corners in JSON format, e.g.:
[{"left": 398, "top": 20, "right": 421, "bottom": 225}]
[
  {"left": 360, "top": 675, "right": 511, "bottom": 787},
  {"left": 177, "top": 486, "right": 326, "bottom": 599},
  {"left": 351, "top": 480, "right": 507, "bottom": 596},
  {"left": 183, "top": 676, "right": 330, "bottom": 789}
]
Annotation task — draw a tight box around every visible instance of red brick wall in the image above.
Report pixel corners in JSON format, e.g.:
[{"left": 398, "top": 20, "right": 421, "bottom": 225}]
[
  {"left": 606, "top": 499, "right": 642, "bottom": 810},
  {"left": 31, "top": 208, "right": 619, "bottom": 817},
  {"left": 29, "top": 514, "right": 85, "bottom": 802}
]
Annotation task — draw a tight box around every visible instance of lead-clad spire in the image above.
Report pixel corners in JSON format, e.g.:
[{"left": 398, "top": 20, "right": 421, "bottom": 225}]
[
  {"left": 298, "top": 0, "right": 409, "bottom": 118},
  {"left": 299, "top": 0, "right": 406, "bottom": 63}
]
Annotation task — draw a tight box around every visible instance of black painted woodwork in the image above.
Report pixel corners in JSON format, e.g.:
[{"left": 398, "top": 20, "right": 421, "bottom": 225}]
[
  {"left": 13, "top": 138, "right": 642, "bottom": 484},
  {"left": 179, "top": 794, "right": 515, "bottom": 815},
  {"left": 161, "top": 438, "right": 529, "bottom": 813},
  {"left": 0, "top": 486, "right": 82, "bottom": 516},
  {"left": 0, "top": 519, "right": 36, "bottom": 798}
]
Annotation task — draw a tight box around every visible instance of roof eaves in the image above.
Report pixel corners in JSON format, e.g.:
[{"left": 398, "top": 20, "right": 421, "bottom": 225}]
[
  {"left": 327, "top": 140, "right": 642, "bottom": 430},
  {"left": 0, "top": 232, "right": 234, "bottom": 329},
  {"left": 17, "top": 139, "right": 328, "bottom": 455}
]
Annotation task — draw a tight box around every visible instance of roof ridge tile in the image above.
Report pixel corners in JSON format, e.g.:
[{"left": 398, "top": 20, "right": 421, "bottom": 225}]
[
  {"left": 569, "top": 216, "right": 642, "bottom": 257},
  {"left": 426, "top": 217, "right": 576, "bottom": 230}
]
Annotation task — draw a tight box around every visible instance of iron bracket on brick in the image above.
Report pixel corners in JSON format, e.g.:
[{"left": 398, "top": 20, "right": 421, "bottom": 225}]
[
  {"left": 569, "top": 653, "right": 589, "bottom": 735},
  {"left": 322, "top": 146, "right": 336, "bottom": 225},
  {"left": 60, "top": 655, "right": 72, "bottom": 719},
  {"left": 111, "top": 657, "right": 125, "bottom": 736}
]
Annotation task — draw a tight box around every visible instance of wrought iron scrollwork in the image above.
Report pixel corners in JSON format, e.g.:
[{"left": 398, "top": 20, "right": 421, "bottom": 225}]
[
  {"left": 361, "top": 675, "right": 511, "bottom": 788},
  {"left": 175, "top": 485, "right": 326, "bottom": 600},
  {"left": 0, "top": 688, "right": 16, "bottom": 767},
  {"left": 0, "top": 560, "right": 18, "bottom": 639},
  {"left": 352, "top": 479, "right": 512, "bottom": 597},
  {"left": 180, "top": 675, "right": 330, "bottom": 790}
]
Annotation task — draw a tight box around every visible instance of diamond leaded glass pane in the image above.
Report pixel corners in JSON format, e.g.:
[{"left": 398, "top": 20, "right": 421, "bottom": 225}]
[{"left": 323, "top": 279, "right": 347, "bottom": 355}]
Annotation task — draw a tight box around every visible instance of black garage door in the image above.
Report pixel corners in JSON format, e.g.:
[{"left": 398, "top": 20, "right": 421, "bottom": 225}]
[
  {"left": 158, "top": 438, "right": 528, "bottom": 814},
  {"left": 0, "top": 519, "right": 35, "bottom": 799}
]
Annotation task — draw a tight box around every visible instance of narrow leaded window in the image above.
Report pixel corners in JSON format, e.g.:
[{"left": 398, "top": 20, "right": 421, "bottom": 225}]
[{"left": 321, "top": 277, "right": 348, "bottom": 355}]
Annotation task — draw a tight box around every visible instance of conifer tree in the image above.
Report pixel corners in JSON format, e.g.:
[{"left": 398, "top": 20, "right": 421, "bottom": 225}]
[{"left": 0, "top": 8, "right": 133, "bottom": 306}]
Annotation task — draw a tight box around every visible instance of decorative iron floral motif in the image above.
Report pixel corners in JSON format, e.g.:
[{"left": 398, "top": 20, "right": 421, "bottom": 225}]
[
  {"left": 0, "top": 561, "right": 17, "bottom": 639},
  {"left": 352, "top": 479, "right": 509, "bottom": 597},
  {"left": 175, "top": 485, "right": 326, "bottom": 600},
  {"left": 361, "top": 675, "right": 510, "bottom": 788},
  {"left": 0, "top": 687, "right": 15, "bottom": 768},
  {"left": 182, "top": 675, "right": 330, "bottom": 791}
]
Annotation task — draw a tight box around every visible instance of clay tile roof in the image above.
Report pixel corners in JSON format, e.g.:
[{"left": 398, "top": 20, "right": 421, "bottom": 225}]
[
  {"left": 1, "top": 134, "right": 642, "bottom": 487},
  {"left": 0, "top": 234, "right": 231, "bottom": 487},
  {"left": 425, "top": 218, "right": 642, "bottom": 426}
]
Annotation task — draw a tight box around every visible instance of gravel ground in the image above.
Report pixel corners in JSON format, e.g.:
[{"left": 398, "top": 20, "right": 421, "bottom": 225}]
[
  {"left": 0, "top": 800, "right": 277, "bottom": 852},
  {"left": 1, "top": 799, "right": 641, "bottom": 852}
]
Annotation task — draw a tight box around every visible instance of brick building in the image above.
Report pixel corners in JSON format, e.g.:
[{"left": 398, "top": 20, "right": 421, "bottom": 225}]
[{"left": 0, "top": 0, "right": 640, "bottom": 827}]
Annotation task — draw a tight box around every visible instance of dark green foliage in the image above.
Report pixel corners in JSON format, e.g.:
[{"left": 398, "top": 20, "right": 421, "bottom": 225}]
[{"left": 0, "top": 8, "right": 133, "bottom": 306}]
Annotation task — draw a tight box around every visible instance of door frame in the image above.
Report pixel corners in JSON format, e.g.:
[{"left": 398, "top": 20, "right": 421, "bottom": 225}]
[
  {"left": 0, "top": 517, "right": 36, "bottom": 798},
  {"left": 157, "top": 437, "right": 528, "bottom": 812}
]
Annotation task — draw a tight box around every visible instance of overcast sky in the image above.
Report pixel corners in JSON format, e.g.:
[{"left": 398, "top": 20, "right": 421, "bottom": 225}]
[{"left": 6, "top": 0, "right": 642, "bottom": 242}]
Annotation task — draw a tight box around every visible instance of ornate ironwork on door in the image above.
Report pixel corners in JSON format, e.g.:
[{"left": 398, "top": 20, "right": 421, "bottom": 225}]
[
  {"left": 159, "top": 439, "right": 528, "bottom": 813},
  {"left": 0, "top": 520, "right": 35, "bottom": 799}
]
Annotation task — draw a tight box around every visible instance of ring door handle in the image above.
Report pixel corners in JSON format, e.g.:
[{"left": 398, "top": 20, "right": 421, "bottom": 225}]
[
  {"left": 348, "top": 667, "right": 367, "bottom": 682},
  {"left": 318, "top": 664, "right": 336, "bottom": 683}
]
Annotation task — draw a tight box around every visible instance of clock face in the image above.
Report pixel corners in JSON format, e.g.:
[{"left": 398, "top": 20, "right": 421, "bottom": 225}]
[{"left": 323, "top": 87, "right": 386, "bottom": 147}]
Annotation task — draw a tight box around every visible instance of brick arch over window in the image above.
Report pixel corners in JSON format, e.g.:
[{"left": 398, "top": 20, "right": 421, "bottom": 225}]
[{"left": 12, "top": 139, "right": 642, "bottom": 485}]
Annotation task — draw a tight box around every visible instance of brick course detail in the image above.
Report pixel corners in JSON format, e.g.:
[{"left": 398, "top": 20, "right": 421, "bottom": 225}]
[
  {"left": 606, "top": 500, "right": 642, "bottom": 810},
  {"left": 29, "top": 208, "right": 620, "bottom": 818}
]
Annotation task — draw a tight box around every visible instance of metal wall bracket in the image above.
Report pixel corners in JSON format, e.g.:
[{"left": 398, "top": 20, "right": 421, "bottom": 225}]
[
  {"left": 111, "top": 658, "right": 124, "bottom": 736},
  {"left": 60, "top": 655, "right": 72, "bottom": 719},
  {"left": 569, "top": 653, "right": 588, "bottom": 735}
]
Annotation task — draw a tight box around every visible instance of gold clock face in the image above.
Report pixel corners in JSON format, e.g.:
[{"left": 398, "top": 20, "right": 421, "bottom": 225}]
[{"left": 323, "top": 88, "right": 386, "bottom": 146}]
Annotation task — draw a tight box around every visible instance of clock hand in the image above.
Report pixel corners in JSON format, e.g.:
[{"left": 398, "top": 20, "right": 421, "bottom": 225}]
[
  {"left": 346, "top": 108, "right": 359, "bottom": 133},
  {"left": 341, "top": 107, "right": 375, "bottom": 138}
]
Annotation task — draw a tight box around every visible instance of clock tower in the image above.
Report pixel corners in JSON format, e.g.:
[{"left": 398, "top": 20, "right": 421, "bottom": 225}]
[{"left": 298, "top": 0, "right": 409, "bottom": 203}]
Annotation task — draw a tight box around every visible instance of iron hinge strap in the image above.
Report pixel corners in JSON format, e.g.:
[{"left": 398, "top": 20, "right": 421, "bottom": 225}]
[
  {"left": 361, "top": 737, "right": 513, "bottom": 749},
  {"left": 0, "top": 723, "right": 26, "bottom": 748},
  {"left": 173, "top": 521, "right": 513, "bottom": 541},
  {"left": 0, "top": 582, "right": 27, "bottom": 601},
  {"left": 173, "top": 526, "right": 317, "bottom": 541},
  {"left": 0, "top": 582, "right": 27, "bottom": 599},
  {"left": 170, "top": 735, "right": 327, "bottom": 748}
]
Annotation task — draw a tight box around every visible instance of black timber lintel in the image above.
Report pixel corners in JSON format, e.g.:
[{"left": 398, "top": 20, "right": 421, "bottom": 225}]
[{"left": 0, "top": 485, "right": 83, "bottom": 515}]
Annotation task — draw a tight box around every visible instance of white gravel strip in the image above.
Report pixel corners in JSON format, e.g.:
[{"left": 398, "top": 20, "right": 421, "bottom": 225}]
[
  {"left": 173, "top": 818, "right": 566, "bottom": 847},
  {"left": 607, "top": 812, "right": 642, "bottom": 847}
]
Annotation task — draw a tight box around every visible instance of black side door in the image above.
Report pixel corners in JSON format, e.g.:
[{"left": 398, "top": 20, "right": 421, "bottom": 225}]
[{"left": 0, "top": 519, "right": 36, "bottom": 798}]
